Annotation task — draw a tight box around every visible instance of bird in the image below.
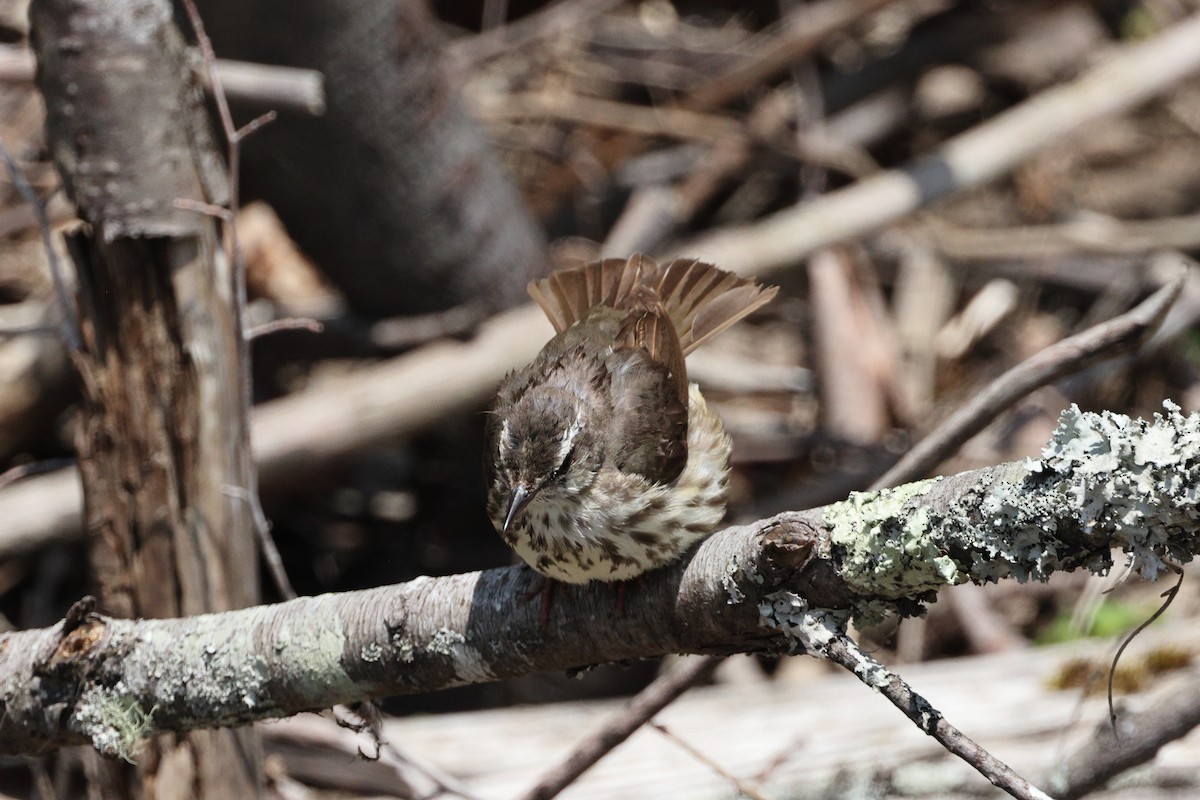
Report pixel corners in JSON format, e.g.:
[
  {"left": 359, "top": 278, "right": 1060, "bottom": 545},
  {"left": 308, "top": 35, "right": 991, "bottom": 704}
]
[{"left": 485, "top": 253, "right": 777, "bottom": 605}]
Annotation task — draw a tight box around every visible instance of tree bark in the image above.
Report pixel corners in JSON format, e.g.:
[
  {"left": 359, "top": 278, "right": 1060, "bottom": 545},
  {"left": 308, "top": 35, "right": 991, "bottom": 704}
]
[
  {"left": 0, "top": 402, "right": 1197, "bottom": 755},
  {"left": 30, "top": 0, "right": 260, "bottom": 796}
]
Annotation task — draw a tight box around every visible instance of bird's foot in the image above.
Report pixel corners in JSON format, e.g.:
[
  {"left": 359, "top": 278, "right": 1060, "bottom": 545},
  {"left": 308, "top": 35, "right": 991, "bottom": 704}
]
[{"left": 522, "top": 573, "right": 558, "bottom": 631}]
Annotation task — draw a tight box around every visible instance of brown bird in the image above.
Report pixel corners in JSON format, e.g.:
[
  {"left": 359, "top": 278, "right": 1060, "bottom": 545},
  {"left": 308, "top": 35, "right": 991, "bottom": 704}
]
[{"left": 486, "top": 254, "right": 777, "bottom": 590}]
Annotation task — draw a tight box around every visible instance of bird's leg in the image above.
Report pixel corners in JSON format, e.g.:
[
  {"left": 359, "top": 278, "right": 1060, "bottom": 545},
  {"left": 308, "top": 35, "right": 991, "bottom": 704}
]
[
  {"left": 614, "top": 580, "right": 628, "bottom": 616},
  {"left": 522, "top": 573, "right": 558, "bottom": 631}
]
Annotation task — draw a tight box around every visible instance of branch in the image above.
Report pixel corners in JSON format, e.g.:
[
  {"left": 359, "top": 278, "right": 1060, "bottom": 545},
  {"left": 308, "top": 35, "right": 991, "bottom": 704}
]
[
  {"left": 680, "top": 13, "right": 1200, "bottom": 274},
  {"left": 0, "top": 43, "right": 324, "bottom": 115},
  {"left": 811, "top": 624, "right": 1052, "bottom": 800},
  {"left": 871, "top": 267, "right": 1184, "bottom": 489},
  {"left": 3, "top": 402, "right": 1199, "bottom": 756},
  {"left": 0, "top": 303, "right": 552, "bottom": 557},
  {"left": 1047, "top": 669, "right": 1200, "bottom": 799}
]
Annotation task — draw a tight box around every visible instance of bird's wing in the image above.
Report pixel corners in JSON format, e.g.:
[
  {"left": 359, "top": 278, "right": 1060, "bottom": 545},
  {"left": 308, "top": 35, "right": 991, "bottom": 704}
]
[{"left": 606, "top": 295, "right": 689, "bottom": 484}]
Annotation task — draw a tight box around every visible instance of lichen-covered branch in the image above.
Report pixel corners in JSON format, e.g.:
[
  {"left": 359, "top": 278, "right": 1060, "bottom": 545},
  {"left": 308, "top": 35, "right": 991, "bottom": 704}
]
[{"left": 1, "top": 403, "right": 1197, "bottom": 756}]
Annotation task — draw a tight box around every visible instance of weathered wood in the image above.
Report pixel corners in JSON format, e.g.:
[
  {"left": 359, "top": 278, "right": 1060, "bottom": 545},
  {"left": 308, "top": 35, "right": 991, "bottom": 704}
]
[
  {"left": 353, "top": 624, "right": 1200, "bottom": 800},
  {"left": 30, "top": 0, "right": 260, "bottom": 796}
]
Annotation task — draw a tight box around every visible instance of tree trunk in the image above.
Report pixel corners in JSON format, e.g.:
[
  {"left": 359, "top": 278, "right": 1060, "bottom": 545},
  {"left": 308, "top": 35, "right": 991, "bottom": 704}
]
[{"left": 30, "top": 0, "right": 261, "bottom": 796}]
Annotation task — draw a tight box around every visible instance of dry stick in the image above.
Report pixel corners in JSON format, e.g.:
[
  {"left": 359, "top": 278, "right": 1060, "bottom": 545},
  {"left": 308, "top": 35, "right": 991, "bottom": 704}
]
[
  {"left": 1050, "top": 665, "right": 1200, "bottom": 799},
  {"left": 820, "top": 634, "right": 1053, "bottom": 800},
  {"left": 927, "top": 213, "right": 1200, "bottom": 260},
  {"left": 449, "top": 0, "right": 625, "bottom": 66},
  {"left": 870, "top": 271, "right": 1185, "bottom": 490},
  {"left": 248, "top": 318, "right": 325, "bottom": 340},
  {"left": 515, "top": 656, "right": 722, "bottom": 800},
  {"left": 0, "top": 141, "right": 79, "bottom": 351},
  {"left": 682, "top": 13, "right": 1200, "bottom": 275},
  {"left": 0, "top": 44, "right": 324, "bottom": 116},
  {"left": 681, "top": 0, "right": 900, "bottom": 112},
  {"left": 369, "top": 302, "right": 488, "bottom": 350},
  {"left": 648, "top": 721, "right": 775, "bottom": 800},
  {"left": 178, "top": 0, "right": 295, "bottom": 603}
]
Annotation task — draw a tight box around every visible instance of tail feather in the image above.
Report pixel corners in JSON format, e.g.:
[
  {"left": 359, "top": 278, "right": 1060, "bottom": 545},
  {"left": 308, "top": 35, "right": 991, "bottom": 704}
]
[{"left": 528, "top": 253, "right": 777, "bottom": 355}]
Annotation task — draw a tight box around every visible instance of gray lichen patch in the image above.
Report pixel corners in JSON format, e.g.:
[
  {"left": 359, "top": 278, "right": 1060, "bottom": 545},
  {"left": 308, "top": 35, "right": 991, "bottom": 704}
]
[
  {"left": 114, "top": 604, "right": 357, "bottom": 735},
  {"left": 426, "top": 627, "right": 494, "bottom": 683},
  {"left": 1031, "top": 401, "right": 1200, "bottom": 579},
  {"left": 722, "top": 554, "right": 763, "bottom": 605},
  {"left": 824, "top": 478, "right": 953, "bottom": 598},
  {"left": 757, "top": 590, "right": 850, "bottom": 657},
  {"left": 817, "top": 403, "right": 1200, "bottom": 624},
  {"left": 956, "top": 402, "right": 1200, "bottom": 584}
]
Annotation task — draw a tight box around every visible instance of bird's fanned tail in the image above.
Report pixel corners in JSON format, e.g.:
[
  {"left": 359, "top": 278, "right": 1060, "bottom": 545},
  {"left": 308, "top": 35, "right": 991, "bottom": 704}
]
[{"left": 528, "top": 253, "right": 778, "bottom": 355}]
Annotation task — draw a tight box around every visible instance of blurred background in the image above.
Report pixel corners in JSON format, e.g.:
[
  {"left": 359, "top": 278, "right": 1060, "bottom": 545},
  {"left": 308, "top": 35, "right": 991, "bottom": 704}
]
[{"left": 2, "top": 0, "right": 1200, "bottom": 797}]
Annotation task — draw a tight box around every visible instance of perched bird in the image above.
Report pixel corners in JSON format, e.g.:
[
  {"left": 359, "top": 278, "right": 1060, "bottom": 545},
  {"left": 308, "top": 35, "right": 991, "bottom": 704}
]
[{"left": 486, "top": 254, "right": 777, "bottom": 592}]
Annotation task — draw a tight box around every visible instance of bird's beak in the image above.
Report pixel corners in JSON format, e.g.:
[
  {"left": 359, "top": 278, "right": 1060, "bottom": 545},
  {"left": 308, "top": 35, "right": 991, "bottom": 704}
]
[{"left": 503, "top": 483, "right": 536, "bottom": 533}]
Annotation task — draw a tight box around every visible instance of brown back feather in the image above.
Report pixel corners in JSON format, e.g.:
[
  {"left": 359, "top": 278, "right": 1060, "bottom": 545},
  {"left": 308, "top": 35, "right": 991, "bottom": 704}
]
[
  {"left": 526, "top": 253, "right": 775, "bottom": 485},
  {"left": 528, "top": 253, "right": 777, "bottom": 354}
]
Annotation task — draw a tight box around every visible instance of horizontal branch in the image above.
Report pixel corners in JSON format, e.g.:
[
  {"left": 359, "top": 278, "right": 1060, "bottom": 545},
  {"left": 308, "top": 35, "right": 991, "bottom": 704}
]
[
  {"left": 0, "top": 43, "right": 324, "bottom": 115},
  {"left": 2, "top": 403, "right": 1198, "bottom": 756}
]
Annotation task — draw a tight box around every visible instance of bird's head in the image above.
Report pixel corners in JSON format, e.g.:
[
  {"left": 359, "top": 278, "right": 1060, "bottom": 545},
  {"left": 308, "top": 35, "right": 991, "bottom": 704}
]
[{"left": 492, "top": 386, "right": 601, "bottom": 532}]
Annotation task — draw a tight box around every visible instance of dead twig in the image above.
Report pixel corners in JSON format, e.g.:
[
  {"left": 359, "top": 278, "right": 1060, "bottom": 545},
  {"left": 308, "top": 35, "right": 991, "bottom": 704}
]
[
  {"left": 648, "top": 721, "right": 775, "bottom": 800},
  {"left": 819, "top": 630, "right": 1053, "bottom": 800},
  {"left": 247, "top": 318, "right": 325, "bottom": 340},
  {"left": 179, "top": 0, "right": 290, "bottom": 603},
  {"left": 0, "top": 43, "right": 323, "bottom": 115},
  {"left": 683, "top": 14, "right": 1200, "bottom": 275},
  {"left": 515, "top": 656, "right": 722, "bottom": 800},
  {"left": 870, "top": 269, "right": 1185, "bottom": 490},
  {"left": 0, "top": 141, "right": 78, "bottom": 351}
]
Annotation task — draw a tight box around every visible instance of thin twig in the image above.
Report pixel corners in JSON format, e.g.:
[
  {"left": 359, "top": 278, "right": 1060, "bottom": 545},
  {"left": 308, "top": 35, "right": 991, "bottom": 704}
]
[
  {"left": 0, "top": 140, "right": 79, "bottom": 352},
  {"left": 222, "top": 485, "right": 295, "bottom": 601},
  {"left": 516, "top": 655, "right": 722, "bottom": 800},
  {"left": 449, "top": 0, "right": 624, "bottom": 67},
  {"left": 648, "top": 721, "right": 775, "bottom": 800},
  {"left": 682, "top": 0, "right": 898, "bottom": 112},
  {"left": 682, "top": 14, "right": 1200, "bottom": 275},
  {"left": 173, "top": 197, "right": 233, "bottom": 221},
  {"left": 870, "top": 270, "right": 1185, "bottom": 490},
  {"left": 179, "top": 0, "right": 291, "bottom": 602},
  {"left": 369, "top": 303, "right": 486, "bottom": 350},
  {"left": 0, "top": 459, "right": 76, "bottom": 492},
  {"left": 248, "top": 318, "right": 324, "bottom": 340},
  {"left": 1107, "top": 563, "right": 1184, "bottom": 733},
  {"left": 0, "top": 43, "right": 324, "bottom": 115},
  {"left": 820, "top": 634, "right": 1053, "bottom": 800}
]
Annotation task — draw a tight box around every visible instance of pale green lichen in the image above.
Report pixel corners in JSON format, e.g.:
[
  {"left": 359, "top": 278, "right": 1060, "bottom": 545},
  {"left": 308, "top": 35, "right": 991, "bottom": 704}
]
[
  {"left": 75, "top": 686, "right": 156, "bottom": 763},
  {"left": 803, "top": 403, "right": 1200, "bottom": 628},
  {"left": 824, "top": 477, "right": 952, "bottom": 597}
]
